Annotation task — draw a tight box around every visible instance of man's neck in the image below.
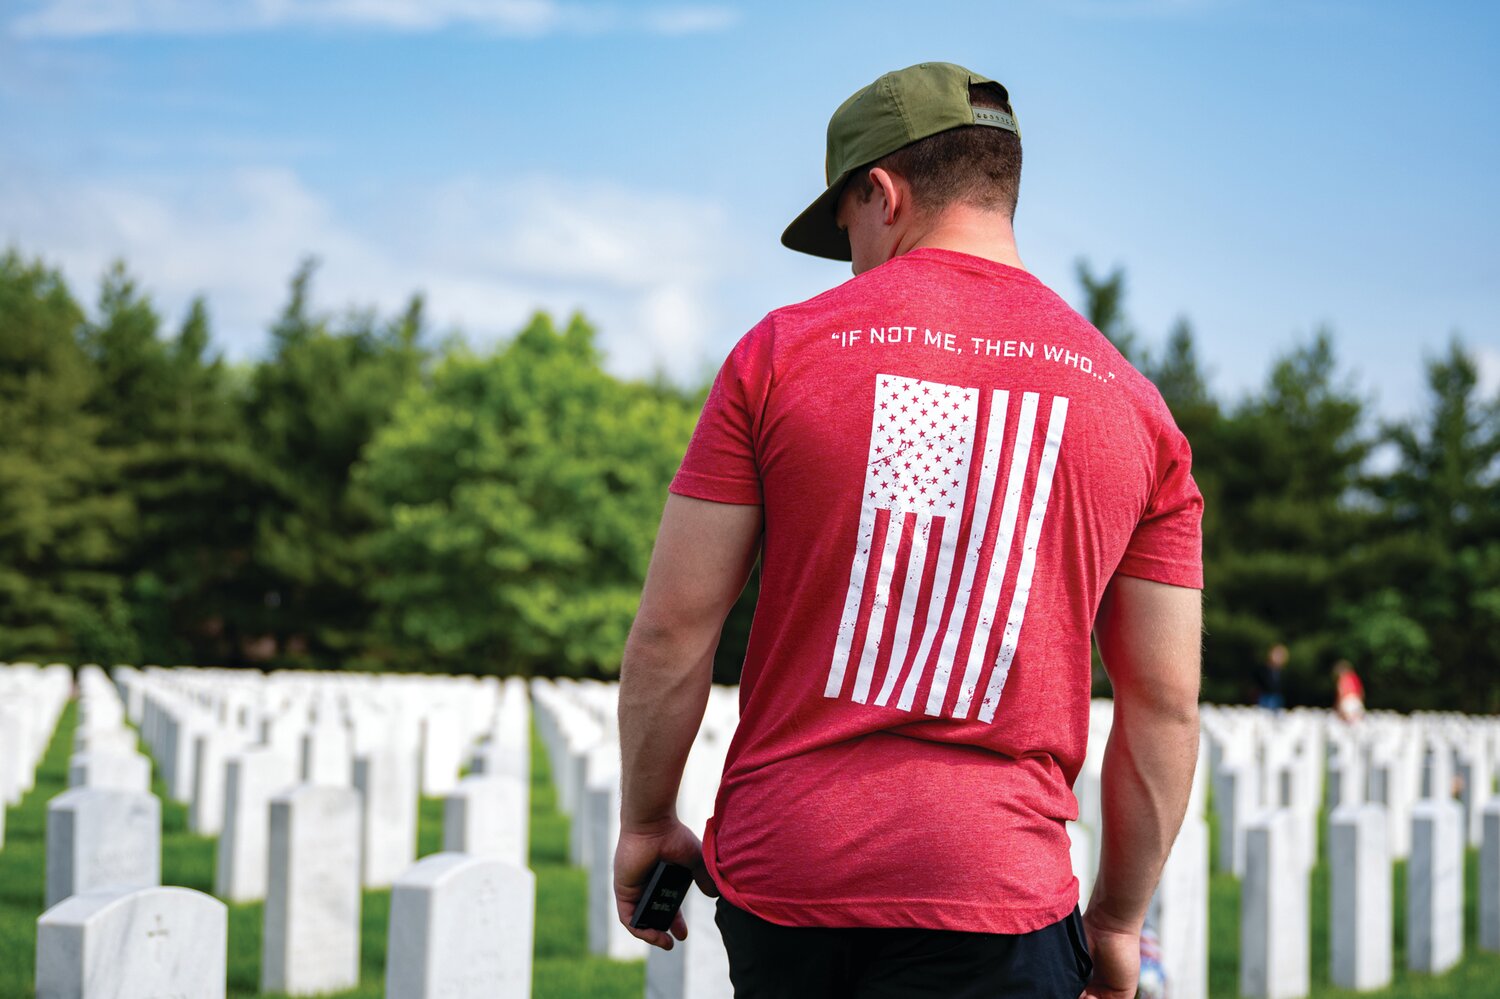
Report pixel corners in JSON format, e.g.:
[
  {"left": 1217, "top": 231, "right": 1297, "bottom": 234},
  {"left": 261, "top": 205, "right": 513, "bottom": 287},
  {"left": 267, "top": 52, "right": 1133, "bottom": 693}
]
[{"left": 893, "top": 206, "right": 1026, "bottom": 272}]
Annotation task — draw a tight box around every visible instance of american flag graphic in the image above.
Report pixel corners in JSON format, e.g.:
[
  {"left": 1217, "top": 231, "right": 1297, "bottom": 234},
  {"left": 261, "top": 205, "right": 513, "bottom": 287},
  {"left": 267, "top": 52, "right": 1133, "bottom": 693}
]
[{"left": 824, "top": 373, "right": 1069, "bottom": 724}]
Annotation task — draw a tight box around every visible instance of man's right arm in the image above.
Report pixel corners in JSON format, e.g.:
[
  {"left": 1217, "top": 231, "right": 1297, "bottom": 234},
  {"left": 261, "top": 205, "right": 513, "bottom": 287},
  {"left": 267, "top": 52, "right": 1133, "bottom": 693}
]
[{"left": 1081, "top": 574, "right": 1202, "bottom": 999}]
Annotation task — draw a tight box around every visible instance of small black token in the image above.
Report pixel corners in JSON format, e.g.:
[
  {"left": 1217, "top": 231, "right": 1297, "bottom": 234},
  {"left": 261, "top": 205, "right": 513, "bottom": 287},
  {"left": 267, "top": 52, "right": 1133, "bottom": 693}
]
[{"left": 629, "top": 860, "right": 695, "bottom": 931}]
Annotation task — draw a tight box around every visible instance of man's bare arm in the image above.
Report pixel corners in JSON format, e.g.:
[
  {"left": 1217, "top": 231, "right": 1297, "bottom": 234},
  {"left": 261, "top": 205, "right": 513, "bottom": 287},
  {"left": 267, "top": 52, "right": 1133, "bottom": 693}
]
[
  {"left": 1082, "top": 574, "right": 1202, "bottom": 998},
  {"left": 613, "top": 494, "right": 761, "bottom": 949}
]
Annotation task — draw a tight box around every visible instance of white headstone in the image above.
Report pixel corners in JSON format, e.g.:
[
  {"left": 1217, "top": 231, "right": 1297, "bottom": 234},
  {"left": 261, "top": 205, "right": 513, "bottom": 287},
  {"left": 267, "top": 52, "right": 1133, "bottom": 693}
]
[
  {"left": 444, "top": 774, "right": 528, "bottom": 870},
  {"left": 1215, "top": 765, "right": 1255, "bottom": 877},
  {"left": 1408, "top": 798, "right": 1464, "bottom": 973},
  {"left": 385, "top": 852, "right": 534, "bottom": 998},
  {"left": 36, "top": 886, "right": 227, "bottom": 999},
  {"left": 1328, "top": 804, "right": 1392, "bottom": 990},
  {"left": 261, "top": 785, "right": 362, "bottom": 996},
  {"left": 353, "top": 744, "right": 419, "bottom": 888},
  {"left": 587, "top": 780, "right": 646, "bottom": 959},
  {"left": 300, "top": 717, "right": 353, "bottom": 787},
  {"left": 1067, "top": 822, "right": 1096, "bottom": 907},
  {"left": 67, "top": 750, "right": 151, "bottom": 794},
  {"left": 645, "top": 892, "right": 731, "bottom": 999},
  {"left": 215, "top": 747, "right": 295, "bottom": 903},
  {"left": 189, "top": 730, "right": 230, "bottom": 835},
  {"left": 45, "top": 788, "right": 160, "bottom": 908},
  {"left": 419, "top": 710, "right": 463, "bottom": 796},
  {"left": 1481, "top": 800, "right": 1500, "bottom": 952},
  {"left": 573, "top": 742, "right": 619, "bottom": 870},
  {"left": 0, "top": 707, "right": 30, "bottom": 805},
  {"left": 1150, "top": 814, "right": 1208, "bottom": 999},
  {"left": 165, "top": 716, "right": 199, "bottom": 805},
  {"left": 1240, "top": 809, "right": 1308, "bottom": 999}
]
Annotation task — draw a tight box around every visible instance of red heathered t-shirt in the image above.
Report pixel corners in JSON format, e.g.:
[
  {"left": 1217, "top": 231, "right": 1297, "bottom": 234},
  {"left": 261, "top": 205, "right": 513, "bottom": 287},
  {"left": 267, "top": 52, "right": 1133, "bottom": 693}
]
[{"left": 670, "top": 247, "right": 1203, "bottom": 935}]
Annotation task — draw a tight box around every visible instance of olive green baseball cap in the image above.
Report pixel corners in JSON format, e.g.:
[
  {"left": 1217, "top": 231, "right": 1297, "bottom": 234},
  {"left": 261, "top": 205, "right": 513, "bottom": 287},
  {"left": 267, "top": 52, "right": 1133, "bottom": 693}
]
[{"left": 781, "top": 61, "right": 1019, "bottom": 262}]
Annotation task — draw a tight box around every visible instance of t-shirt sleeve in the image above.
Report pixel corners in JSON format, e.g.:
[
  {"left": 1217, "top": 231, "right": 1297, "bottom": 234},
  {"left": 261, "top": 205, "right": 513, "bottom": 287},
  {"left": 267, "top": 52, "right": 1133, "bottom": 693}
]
[
  {"left": 669, "top": 318, "right": 774, "bottom": 506},
  {"left": 1114, "top": 419, "right": 1204, "bottom": 589}
]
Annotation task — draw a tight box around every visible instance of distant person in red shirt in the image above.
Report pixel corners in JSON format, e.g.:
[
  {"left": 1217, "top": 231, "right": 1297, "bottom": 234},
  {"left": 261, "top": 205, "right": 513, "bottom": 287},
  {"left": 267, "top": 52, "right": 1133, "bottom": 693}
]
[
  {"left": 614, "top": 62, "right": 1203, "bottom": 999},
  {"left": 1333, "top": 659, "right": 1365, "bottom": 722}
]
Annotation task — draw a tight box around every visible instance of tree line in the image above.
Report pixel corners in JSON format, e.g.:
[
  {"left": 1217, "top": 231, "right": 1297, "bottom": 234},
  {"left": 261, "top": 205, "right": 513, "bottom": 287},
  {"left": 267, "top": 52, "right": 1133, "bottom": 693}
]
[{"left": 2, "top": 249, "right": 1496, "bottom": 710}]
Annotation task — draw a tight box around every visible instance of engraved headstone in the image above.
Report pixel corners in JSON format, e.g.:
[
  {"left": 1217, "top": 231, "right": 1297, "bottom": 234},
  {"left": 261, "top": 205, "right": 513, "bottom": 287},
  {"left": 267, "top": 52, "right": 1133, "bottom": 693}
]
[
  {"left": 385, "top": 852, "right": 534, "bottom": 998},
  {"left": 35, "top": 885, "right": 227, "bottom": 999}
]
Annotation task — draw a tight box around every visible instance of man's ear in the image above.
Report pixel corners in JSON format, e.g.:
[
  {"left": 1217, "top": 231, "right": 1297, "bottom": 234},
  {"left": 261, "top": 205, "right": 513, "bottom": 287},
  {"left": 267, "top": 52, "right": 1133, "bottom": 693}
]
[{"left": 869, "top": 167, "right": 902, "bottom": 226}]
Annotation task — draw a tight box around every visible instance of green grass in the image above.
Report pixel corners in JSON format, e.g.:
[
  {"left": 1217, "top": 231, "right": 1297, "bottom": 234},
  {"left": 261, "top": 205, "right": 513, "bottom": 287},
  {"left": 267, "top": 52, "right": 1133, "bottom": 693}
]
[{"left": 0, "top": 699, "right": 644, "bottom": 998}]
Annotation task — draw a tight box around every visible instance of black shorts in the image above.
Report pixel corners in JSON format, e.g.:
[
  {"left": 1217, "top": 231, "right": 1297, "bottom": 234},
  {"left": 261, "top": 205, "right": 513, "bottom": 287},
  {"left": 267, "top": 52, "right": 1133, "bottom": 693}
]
[{"left": 715, "top": 897, "right": 1094, "bottom": 999}]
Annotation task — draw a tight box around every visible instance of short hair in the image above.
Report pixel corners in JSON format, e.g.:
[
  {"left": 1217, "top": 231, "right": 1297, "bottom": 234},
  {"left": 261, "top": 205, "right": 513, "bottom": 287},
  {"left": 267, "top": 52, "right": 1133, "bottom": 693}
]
[{"left": 846, "top": 82, "right": 1022, "bottom": 219}]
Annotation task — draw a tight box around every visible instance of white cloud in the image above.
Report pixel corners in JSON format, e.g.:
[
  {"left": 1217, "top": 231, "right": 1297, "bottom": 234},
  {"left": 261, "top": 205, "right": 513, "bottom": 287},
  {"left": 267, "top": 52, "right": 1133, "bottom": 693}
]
[
  {"left": 641, "top": 5, "right": 738, "bottom": 35},
  {"left": 0, "top": 160, "right": 731, "bottom": 383},
  {"left": 9, "top": 0, "right": 738, "bottom": 38}
]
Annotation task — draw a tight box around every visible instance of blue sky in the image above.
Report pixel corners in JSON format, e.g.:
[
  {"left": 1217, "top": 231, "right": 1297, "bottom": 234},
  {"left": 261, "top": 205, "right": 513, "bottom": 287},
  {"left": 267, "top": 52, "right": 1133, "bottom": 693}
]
[{"left": 2, "top": 0, "right": 1496, "bottom": 417}]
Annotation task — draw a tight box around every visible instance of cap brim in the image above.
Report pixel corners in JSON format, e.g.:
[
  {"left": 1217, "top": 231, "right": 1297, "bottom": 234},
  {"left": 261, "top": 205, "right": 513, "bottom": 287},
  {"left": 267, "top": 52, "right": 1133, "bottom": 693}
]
[{"left": 780, "top": 171, "right": 853, "bottom": 262}]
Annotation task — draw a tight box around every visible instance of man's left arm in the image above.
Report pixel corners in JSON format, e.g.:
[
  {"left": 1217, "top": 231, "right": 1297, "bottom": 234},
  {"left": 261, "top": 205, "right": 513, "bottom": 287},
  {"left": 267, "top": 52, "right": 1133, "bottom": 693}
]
[{"left": 614, "top": 492, "right": 763, "bottom": 949}]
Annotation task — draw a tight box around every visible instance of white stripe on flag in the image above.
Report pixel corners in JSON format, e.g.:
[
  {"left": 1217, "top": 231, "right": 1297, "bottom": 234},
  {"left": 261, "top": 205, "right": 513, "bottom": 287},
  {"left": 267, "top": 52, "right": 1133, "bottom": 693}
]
[
  {"left": 951, "top": 391, "right": 1039, "bottom": 719},
  {"left": 824, "top": 502, "right": 879, "bottom": 698},
  {"left": 978, "top": 396, "right": 1070, "bottom": 723},
  {"left": 924, "top": 390, "right": 1011, "bottom": 716},
  {"left": 851, "top": 513, "right": 907, "bottom": 703},
  {"left": 895, "top": 511, "right": 962, "bottom": 712},
  {"left": 874, "top": 513, "right": 936, "bottom": 707}
]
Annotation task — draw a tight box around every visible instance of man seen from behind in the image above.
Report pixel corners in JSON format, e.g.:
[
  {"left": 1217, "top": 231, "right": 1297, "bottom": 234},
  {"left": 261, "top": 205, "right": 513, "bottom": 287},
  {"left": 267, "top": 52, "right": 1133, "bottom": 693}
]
[{"left": 614, "top": 61, "right": 1204, "bottom": 999}]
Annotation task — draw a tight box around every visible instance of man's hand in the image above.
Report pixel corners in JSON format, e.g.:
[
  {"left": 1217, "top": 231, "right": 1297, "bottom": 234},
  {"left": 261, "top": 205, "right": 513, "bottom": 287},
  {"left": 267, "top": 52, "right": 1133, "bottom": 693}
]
[
  {"left": 1077, "top": 909, "right": 1140, "bottom": 999},
  {"left": 614, "top": 817, "right": 721, "bottom": 950}
]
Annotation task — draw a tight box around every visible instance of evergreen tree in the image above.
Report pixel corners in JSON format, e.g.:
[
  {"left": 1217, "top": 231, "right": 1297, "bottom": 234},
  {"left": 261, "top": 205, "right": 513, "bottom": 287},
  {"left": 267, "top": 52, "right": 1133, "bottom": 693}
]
[
  {"left": 1360, "top": 339, "right": 1500, "bottom": 708},
  {"left": 240, "top": 260, "right": 428, "bottom": 666},
  {"left": 1205, "top": 331, "right": 1372, "bottom": 702},
  {"left": 1075, "top": 259, "right": 1138, "bottom": 361},
  {"left": 0, "top": 251, "right": 133, "bottom": 661}
]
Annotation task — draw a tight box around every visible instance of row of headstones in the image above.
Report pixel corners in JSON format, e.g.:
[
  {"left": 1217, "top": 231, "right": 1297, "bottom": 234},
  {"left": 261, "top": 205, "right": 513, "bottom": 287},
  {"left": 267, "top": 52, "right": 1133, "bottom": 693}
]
[
  {"left": 1211, "top": 707, "right": 1500, "bottom": 878},
  {"left": 1240, "top": 795, "right": 1500, "bottom": 997},
  {"left": 532, "top": 677, "right": 741, "bottom": 999},
  {"left": 34, "top": 665, "right": 538, "bottom": 998},
  {"left": 1200, "top": 705, "right": 1500, "bottom": 998},
  {"left": 38, "top": 852, "right": 534, "bottom": 997},
  {"left": 0, "top": 662, "right": 73, "bottom": 848}
]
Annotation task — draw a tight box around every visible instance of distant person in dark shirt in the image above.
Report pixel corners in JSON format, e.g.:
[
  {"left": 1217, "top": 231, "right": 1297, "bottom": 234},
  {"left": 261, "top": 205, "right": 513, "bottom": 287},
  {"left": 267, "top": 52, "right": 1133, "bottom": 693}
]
[
  {"left": 1256, "top": 643, "right": 1288, "bottom": 710},
  {"left": 1333, "top": 659, "right": 1365, "bottom": 722}
]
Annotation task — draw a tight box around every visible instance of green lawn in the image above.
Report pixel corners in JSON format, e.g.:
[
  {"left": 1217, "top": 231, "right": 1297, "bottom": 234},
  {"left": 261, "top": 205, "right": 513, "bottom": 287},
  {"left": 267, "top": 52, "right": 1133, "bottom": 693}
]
[{"left": 0, "top": 699, "right": 644, "bottom": 998}]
